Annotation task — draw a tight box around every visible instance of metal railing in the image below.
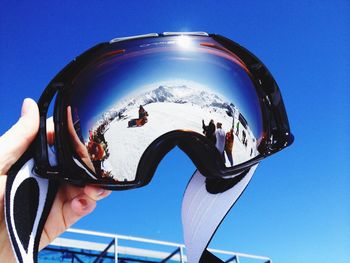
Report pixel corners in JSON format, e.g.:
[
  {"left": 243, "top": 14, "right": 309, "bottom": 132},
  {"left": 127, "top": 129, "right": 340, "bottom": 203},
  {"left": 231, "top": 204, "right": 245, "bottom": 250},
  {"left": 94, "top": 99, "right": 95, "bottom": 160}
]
[{"left": 41, "top": 228, "right": 271, "bottom": 263}]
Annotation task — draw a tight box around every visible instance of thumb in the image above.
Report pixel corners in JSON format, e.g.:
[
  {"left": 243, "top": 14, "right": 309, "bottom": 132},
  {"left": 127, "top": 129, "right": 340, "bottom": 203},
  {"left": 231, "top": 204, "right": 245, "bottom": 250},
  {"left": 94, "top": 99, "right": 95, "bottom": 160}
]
[{"left": 0, "top": 98, "right": 39, "bottom": 174}]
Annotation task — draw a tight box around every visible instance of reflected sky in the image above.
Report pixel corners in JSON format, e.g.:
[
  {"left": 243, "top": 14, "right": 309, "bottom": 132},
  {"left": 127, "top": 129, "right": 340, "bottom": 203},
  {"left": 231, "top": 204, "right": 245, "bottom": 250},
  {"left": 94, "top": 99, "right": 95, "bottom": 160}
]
[{"left": 70, "top": 36, "right": 263, "bottom": 141}]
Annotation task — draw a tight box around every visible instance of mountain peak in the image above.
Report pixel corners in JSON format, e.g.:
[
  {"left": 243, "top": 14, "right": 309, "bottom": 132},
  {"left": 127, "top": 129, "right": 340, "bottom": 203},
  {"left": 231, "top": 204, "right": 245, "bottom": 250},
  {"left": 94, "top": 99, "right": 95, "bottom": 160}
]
[{"left": 112, "top": 84, "right": 234, "bottom": 115}]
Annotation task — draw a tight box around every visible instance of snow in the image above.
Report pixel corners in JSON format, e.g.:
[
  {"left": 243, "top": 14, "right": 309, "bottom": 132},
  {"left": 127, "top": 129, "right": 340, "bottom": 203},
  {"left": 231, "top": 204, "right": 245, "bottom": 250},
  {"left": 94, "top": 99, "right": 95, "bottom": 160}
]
[
  {"left": 104, "top": 101, "right": 257, "bottom": 182},
  {"left": 86, "top": 84, "right": 259, "bottom": 181}
]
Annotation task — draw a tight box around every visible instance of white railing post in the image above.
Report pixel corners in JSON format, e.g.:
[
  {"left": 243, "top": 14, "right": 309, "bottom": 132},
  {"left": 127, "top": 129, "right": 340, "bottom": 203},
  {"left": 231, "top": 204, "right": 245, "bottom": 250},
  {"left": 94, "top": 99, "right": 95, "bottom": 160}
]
[
  {"left": 114, "top": 236, "right": 118, "bottom": 262},
  {"left": 179, "top": 246, "right": 185, "bottom": 263}
]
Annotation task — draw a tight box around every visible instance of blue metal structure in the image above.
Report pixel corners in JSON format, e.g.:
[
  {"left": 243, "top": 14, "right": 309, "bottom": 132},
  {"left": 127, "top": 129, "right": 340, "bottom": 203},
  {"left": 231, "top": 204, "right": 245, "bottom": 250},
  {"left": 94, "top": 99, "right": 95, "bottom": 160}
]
[{"left": 39, "top": 228, "right": 271, "bottom": 263}]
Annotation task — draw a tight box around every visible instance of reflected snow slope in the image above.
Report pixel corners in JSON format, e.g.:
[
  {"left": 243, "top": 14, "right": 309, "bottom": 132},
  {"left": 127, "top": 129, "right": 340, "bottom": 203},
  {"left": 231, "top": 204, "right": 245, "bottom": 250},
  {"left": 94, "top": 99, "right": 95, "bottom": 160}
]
[{"left": 104, "top": 85, "right": 257, "bottom": 181}]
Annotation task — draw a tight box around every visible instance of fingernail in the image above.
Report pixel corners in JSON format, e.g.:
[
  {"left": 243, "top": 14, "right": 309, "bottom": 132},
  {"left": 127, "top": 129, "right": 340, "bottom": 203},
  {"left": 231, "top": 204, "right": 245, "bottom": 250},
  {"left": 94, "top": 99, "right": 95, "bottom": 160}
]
[
  {"left": 21, "top": 98, "right": 31, "bottom": 117},
  {"left": 96, "top": 188, "right": 105, "bottom": 197},
  {"left": 96, "top": 189, "right": 112, "bottom": 200}
]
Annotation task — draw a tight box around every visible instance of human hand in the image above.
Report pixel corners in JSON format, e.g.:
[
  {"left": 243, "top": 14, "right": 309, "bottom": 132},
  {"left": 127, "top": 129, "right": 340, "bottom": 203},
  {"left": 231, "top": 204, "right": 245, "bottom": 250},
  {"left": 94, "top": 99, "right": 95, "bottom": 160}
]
[{"left": 0, "top": 98, "right": 111, "bottom": 262}]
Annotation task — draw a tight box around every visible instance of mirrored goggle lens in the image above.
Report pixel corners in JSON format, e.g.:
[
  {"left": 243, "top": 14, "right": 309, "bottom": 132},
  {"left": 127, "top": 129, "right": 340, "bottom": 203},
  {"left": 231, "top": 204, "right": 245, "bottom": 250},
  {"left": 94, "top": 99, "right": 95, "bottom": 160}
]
[{"left": 66, "top": 35, "right": 263, "bottom": 183}]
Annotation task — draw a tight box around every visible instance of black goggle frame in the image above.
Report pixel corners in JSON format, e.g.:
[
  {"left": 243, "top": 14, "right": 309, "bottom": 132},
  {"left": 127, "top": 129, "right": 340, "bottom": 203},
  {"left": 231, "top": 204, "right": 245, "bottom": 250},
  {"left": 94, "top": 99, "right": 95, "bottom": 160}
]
[{"left": 33, "top": 33, "right": 294, "bottom": 190}]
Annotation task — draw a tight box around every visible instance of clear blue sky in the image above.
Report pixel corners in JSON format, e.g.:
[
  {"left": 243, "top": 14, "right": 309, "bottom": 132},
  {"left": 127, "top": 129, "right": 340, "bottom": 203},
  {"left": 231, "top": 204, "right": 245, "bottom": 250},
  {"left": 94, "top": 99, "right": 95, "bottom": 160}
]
[{"left": 0, "top": 1, "right": 349, "bottom": 262}]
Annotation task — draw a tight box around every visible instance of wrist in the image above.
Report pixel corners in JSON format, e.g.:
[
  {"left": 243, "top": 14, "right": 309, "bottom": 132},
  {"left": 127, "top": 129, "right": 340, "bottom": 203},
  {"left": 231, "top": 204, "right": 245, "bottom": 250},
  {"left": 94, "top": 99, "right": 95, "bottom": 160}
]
[{"left": 0, "top": 223, "right": 16, "bottom": 263}]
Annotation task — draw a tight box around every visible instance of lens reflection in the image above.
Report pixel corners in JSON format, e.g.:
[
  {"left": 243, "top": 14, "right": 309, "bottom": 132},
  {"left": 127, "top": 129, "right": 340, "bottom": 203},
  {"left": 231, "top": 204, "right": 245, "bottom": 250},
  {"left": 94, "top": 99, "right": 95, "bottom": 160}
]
[{"left": 68, "top": 36, "right": 262, "bottom": 182}]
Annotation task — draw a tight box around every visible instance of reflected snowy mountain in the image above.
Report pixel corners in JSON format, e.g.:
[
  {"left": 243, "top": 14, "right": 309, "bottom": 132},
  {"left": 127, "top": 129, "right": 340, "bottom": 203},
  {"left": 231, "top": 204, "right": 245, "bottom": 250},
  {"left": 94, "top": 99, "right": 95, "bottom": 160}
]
[
  {"left": 84, "top": 84, "right": 258, "bottom": 181},
  {"left": 107, "top": 85, "right": 237, "bottom": 121}
]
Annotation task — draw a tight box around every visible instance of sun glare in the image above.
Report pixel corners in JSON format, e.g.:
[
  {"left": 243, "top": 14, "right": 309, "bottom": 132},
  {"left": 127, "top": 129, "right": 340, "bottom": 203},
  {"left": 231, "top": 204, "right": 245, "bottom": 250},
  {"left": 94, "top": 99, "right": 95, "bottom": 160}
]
[{"left": 176, "top": 35, "right": 193, "bottom": 49}]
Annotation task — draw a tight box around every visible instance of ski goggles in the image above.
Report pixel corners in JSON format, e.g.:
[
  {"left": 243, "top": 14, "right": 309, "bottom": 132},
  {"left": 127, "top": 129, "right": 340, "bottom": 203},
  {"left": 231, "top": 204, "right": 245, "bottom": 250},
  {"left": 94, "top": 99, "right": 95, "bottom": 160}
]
[{"left": 34, "top": 32, "right": 294, "bottom": 189}]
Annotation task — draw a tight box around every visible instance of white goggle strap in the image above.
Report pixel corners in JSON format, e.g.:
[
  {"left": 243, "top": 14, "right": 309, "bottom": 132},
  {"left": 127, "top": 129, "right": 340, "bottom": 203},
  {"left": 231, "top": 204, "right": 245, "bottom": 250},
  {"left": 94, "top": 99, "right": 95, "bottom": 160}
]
[
  {"left": 5, "top": 146, "right": 59, "bottom": 263},
  {"left": 182, "top": 165, "right": 258, "bottom": 263}
]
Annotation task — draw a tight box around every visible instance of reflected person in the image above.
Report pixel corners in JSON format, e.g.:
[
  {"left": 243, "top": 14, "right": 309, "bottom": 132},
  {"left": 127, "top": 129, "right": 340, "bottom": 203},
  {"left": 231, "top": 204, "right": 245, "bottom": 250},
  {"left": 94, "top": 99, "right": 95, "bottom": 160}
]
[
  {"left": 215, "top": 122, "right": 226, "bottom": 161},
  {"left": 225, "top": 128, "right": 234, "bottom": 166},
  {"left": 202, "top": 119, "right": 216, "bottom": 145}
]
